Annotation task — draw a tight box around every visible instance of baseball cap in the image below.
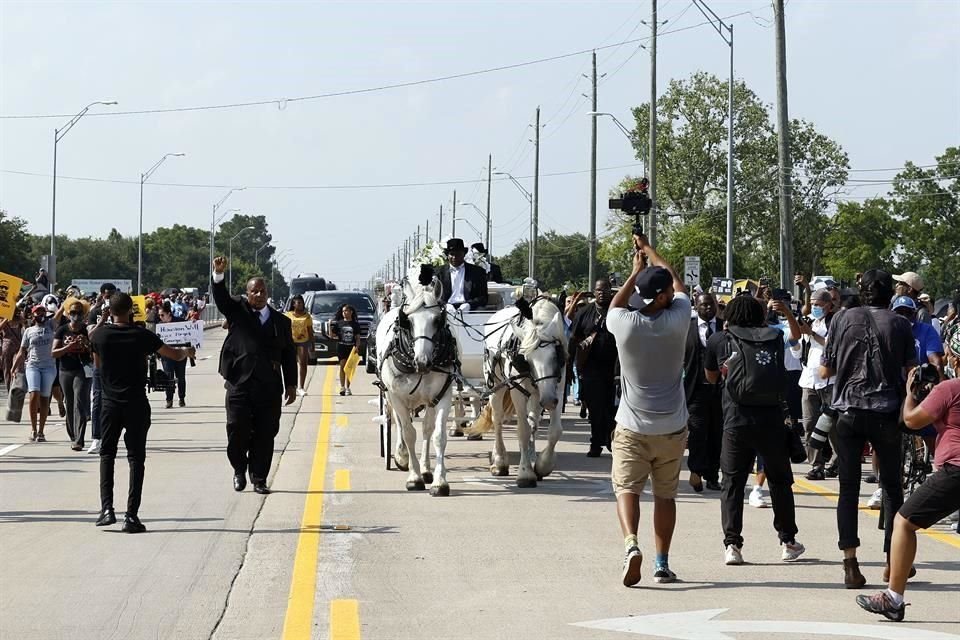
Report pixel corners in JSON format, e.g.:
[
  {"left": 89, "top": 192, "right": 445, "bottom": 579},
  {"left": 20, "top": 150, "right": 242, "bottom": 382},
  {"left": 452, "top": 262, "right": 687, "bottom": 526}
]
[
  {"left": 918, "top": 293, "right": 931, "bottom": 302},
  {"left": 891, "top": 295, "right": 917, "bottom": 311},
  {"left": 634, "top": 267, "right": 673, "bottom": 308},
  {"left": 893, "top": 271, "right": 924, "bottom": 292},
  {"left": 31, "top": 304, "right": 47, "bottom": 316}
]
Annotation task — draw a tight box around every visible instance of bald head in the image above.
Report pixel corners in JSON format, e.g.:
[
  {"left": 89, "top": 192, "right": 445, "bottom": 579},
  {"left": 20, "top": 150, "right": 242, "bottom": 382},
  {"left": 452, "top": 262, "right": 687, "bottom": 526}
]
[{"left": 246, "top": 277, "right": 268, "bottom": 309}]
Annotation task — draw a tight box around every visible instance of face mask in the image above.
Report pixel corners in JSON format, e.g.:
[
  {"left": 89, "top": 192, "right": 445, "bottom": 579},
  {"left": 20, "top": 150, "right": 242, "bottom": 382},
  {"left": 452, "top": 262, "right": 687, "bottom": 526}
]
[
  {"left": 69, "top": 312, "right": 83, "bottom": 323},
  {"left": 811, "top": 306, "right": 825, "bottom": 320}
]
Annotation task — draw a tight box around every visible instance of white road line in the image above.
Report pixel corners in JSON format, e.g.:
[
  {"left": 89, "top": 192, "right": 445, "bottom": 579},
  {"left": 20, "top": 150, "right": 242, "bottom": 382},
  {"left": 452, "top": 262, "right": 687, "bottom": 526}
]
[{"left": 0, "top": 424, "right": 66, "bottom": 457}]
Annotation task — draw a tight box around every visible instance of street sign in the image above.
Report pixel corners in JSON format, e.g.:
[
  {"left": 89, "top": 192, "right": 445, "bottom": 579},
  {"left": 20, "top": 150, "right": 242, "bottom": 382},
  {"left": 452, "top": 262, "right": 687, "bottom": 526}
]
[
  {"left": 684, "top": 256, "right": 701, "bottom": 289},
  {"left": 571, "top": 609, "right": 960, "bottom": 640},
  {"left": 71, "top": 279, "right": 133, "bottom": 294}
]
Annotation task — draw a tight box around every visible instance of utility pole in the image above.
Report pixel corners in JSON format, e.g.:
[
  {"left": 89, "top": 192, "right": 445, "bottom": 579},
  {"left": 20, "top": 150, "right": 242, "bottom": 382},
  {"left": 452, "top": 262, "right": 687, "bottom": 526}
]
[
  {"left": 426, "top": 219, "right": 430, "bottom": 245},
  {"left": 438, "top": 204, "right": 443, "bottom": 241},
  {"left": 486, "top": 154, "right": 492, "bottom": 253},
  {"left": 648, "top": 0, "right": 658, "bottom": 248},
  {"left": 589, "top": 50, "right": 598, "bottom": 286},
  {"left": 416, "top": 225, "right": 421, "bottom": 252},
  {"left": 532, "top": 106, "right": 540, "bottom": 280},
  {"left": 774, "top": 0, "right": 794, "bottom": 287},
  {"left": 452, "top": 190, "right": 457, "bottom": 237}
]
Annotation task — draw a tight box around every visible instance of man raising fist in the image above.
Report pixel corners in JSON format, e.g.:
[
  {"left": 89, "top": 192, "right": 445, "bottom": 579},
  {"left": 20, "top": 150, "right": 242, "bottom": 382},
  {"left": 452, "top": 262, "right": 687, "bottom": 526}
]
[{"left": 212, "top": 256, "right": 297, "bottom": 495}]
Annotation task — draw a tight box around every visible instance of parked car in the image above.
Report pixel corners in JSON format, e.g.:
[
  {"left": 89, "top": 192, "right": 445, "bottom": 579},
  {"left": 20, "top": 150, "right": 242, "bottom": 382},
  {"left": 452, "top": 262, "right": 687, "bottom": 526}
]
[{"left": 303, "top": 290, "right": 377, "bottom": 365}]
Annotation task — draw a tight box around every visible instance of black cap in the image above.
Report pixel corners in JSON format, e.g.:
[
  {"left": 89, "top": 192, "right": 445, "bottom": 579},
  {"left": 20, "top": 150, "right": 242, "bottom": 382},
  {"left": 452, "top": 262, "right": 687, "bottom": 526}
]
[
  {"left": 100, "top": 282, "right": 117, "bottom": 293},
  {"left": 445, "top": 238, "right": 467, "bottom": 254},
  {"left": 634, "top": 267, "right": 672, "bottom": 306}
]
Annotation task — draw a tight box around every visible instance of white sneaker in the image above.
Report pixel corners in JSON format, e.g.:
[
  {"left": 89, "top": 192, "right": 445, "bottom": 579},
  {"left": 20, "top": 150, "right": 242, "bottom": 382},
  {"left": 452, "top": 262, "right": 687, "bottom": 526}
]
[
  {"left": 867, "top": 488, "right": 883, "bottom": 510},
  {"left": 345, "top": 388, "right": 352, "bottom": 396},
  {"left": 781, "top": 540, "right": 806, "bottom": 562},
  {"left": 87, "top": 439, "right": 101, "bottom": 455},
  {"left": 749, "top": 486, "right": 769, "bottom": 508},
  {"left": 724, "top": 544, "right": 744, "bottom": 565},
  {"left": 296, "top": 388, "right": 306, "bottom": 397},
  {"left": 622, "top": 546, "right": 642, "bottom": 587}
]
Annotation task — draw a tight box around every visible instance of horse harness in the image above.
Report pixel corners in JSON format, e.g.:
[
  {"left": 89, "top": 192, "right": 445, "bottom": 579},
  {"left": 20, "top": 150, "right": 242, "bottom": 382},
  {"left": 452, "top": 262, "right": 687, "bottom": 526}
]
[{"left": 487, "top": 318, "right": 565, "bottom": 398}]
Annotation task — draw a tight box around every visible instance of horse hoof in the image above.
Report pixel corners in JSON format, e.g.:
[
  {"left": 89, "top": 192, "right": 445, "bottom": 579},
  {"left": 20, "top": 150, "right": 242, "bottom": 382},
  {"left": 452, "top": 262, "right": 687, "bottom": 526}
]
[
  {"left": 536, "top": 473, "right": 544, "bottom": 481},
  {"left": 517, "top": 477, "right": 537, "bottom": 489},
  {"left": 394, "top": 460, "right": 409, "bottom": 472},
  {"left": 422, "top": 471, "right": 434, "bottom": 485},
  {"left": 490, "top": 466, "right": 509, "bottom": 477},
  {"left": 406, "top": 480, "right": 426, "bottom": 491},
  {"left": 430, "top": 485, "right": 450, "bottom": 497}
]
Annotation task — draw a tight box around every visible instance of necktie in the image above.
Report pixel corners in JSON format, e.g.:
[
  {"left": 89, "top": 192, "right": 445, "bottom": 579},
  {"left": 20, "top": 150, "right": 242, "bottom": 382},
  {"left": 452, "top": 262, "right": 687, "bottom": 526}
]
[{"left": 705, "top": 321, "right": 714, "bottom": 342}]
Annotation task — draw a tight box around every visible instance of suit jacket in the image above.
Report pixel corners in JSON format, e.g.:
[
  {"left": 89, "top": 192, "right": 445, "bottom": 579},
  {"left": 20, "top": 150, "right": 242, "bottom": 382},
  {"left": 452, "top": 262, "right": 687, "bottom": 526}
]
[
  {"left": 212, "top": 276, "right": 296, "bottom": 393},
  {"left": 488, "top": 262, "right": 504, "bottom": 284},
  {"left": 683, "top": 316, "right": 719, "bottom": 403},
  {"left": 437, "top": 263, "right": 488, "bottom": 309}
]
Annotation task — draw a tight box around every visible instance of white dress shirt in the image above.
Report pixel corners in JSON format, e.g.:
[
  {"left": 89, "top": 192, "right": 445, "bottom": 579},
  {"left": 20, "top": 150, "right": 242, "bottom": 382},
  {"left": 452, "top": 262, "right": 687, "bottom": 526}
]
[
  {"left": 697, "top": 317, "right": 717, "bottom": 347},
  {"left": 448, "top": 264, "right": 467, "bottom": 305},
  {"left": 214, "top": 271, "right": 268, "bottom": 325}
]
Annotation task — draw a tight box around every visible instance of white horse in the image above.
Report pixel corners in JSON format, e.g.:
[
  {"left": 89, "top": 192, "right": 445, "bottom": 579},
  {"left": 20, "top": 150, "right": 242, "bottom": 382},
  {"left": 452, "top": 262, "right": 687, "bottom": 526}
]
[
  {"left": 483, "top": 298, "right": 567, "bottom": 488},
  {"left": 376, "top": 268, "right": 458, "bottom": 496}
]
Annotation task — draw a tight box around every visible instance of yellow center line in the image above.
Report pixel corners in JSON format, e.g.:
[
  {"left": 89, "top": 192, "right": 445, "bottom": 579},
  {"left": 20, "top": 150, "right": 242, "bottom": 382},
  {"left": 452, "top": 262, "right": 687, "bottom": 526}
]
[
  {"left": 794, "top": 477, "right": 960, "bottom": 550},
  {"left": 330, "top": 599, "right": 361, "bottom": 640},
  {"left": 281, "top": 367, "right": 336, "bottom": 640},
  {"left": 334, "top": 469, "right": 351, "bottom": 491}
]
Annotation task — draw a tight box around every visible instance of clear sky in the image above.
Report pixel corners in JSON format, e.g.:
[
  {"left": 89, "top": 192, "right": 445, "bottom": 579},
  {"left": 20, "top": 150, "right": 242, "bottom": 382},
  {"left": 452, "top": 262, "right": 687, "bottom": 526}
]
[{"left": 2, "top": 1, "right": 958, "bottom": 287}]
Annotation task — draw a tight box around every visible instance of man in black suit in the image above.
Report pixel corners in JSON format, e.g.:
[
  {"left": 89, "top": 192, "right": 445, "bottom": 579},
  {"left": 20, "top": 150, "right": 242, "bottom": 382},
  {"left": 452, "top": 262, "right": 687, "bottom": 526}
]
[
  {"left": 683, "top": 292, "right": 723, "bottom": 492},
  {"left": 470, "top": 242, "right": 504, "bottom": 284},
  {"left": 212, "top": 256, "right": 297, "bottom": 495},
  {"left": 438, "top": 238, "right": 488, "bottom": 312}
]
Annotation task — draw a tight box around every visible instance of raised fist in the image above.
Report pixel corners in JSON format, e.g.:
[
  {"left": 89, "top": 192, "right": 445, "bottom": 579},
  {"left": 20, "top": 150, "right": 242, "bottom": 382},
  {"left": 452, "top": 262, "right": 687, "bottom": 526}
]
[{"left": 213, "top": 256, "right": 228, "bottom": 274}]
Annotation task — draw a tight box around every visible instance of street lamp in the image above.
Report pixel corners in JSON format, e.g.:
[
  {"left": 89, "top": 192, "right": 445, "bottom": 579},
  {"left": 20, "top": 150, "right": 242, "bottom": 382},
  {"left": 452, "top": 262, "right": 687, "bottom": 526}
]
[
  {"left": 138, "top": 152, "right": 185, "bottom": 293},
  {"left": 51, "top": 100, "right": 118, "bottom": 286},
  {"left": 209, "top": 188, "right": 245, "bottom": 287},
  {"left": 691, "top": 0, "right": 735, "bottom": 278},
  {"left": 228, "top": 226, "right": 256, "bottom": 292},
  {"left": 453, "top": 217, "right": 483, "bottom": 241},
  {"left": 587, "top": 112, "right": 636, "bottom": 145},
  {"left": 494, "top": 171, "right": 534, "bottom": 276},
  {"left": 457, "top": 201, "right": 490, "bottom": 252},
  {"left": 254, "top": 241, "right": 270, "bottom": 268}
]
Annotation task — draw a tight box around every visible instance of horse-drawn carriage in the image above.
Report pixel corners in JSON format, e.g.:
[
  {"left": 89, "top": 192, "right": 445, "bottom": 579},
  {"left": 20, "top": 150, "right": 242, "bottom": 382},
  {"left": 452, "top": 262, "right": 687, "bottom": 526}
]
[{"left": 372, "top": 269, "right": 567, "bottom": 495}]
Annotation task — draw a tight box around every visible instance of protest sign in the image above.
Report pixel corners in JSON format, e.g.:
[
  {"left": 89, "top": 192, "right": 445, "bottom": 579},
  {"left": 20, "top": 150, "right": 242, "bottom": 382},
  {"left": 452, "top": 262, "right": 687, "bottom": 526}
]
[
  {"left": 0, "top": 272, "right": 24, "bottom": 320},
  {"left": 156, "top": 320, "right": 204, "bottom": 349}
]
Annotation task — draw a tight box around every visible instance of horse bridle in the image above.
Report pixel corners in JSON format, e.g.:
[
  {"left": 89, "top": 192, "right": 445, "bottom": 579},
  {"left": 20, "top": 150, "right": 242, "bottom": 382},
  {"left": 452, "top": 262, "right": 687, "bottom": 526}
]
[{"left": 527, "top": 338, "right": 566, "bottom": 384}]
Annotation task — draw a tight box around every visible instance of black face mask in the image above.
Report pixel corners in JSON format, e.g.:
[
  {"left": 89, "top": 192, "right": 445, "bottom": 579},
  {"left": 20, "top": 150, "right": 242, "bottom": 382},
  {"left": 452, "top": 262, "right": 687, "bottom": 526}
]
[{"left": 69, "top": 312, "right": 83, "bottom": 323}]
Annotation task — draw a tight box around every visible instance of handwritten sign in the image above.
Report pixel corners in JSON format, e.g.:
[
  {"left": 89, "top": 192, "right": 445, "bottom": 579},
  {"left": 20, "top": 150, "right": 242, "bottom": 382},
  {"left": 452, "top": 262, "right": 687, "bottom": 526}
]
[
  {"left": 156, "top": 320, "right": 204, "bottom": 349},
  {"left": 712, "top": 277, "right": 735, "bottom": 297},
  {"left": 0, "top": 271, "right": 24, "bottom": 320}
]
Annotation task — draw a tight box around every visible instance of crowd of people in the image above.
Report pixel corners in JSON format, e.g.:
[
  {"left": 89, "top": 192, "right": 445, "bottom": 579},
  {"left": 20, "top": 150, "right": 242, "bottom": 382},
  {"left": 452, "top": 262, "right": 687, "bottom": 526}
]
[{"left": 562, "top": 230, "right": 959, "bottom": 622}]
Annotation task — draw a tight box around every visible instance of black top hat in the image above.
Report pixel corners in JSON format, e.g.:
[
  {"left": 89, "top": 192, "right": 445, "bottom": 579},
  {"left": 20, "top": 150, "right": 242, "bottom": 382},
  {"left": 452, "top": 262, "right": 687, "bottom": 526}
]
[
  {"left": 471, "top": 242, "right": 488, "bottom": 254},
  {"left": 445, "top": 238, "right": 467, "bottom": 254}
]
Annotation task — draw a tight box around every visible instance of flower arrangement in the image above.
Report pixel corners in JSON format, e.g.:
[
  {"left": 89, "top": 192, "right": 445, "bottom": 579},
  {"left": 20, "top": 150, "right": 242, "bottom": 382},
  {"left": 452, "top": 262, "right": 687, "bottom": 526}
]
[
  {"left": 410, "top": 240, "right": 447, "bottom": 271},
  {"left": 466, "top": 248, "right": 490, "bottom": 273}
]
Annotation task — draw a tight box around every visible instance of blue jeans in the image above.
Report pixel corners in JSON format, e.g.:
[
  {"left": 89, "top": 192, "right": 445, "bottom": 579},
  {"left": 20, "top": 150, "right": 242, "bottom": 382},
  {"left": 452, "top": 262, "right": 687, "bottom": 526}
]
[{"left": 91, "top": 368, "right": 102, "bottom": 440}]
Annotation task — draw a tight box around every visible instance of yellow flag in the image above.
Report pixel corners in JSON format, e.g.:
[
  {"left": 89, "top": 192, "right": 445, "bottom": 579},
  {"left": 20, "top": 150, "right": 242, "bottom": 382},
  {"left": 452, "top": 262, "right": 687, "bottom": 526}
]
[
  {"left": 344, "top": 347, "right": 361, "bottom": 383},
  {"left": 0, "top": 272, "right": 23, "bottom": 321},
  {"left": 130, "top": 295, "right": 148, "bottom": 322}
]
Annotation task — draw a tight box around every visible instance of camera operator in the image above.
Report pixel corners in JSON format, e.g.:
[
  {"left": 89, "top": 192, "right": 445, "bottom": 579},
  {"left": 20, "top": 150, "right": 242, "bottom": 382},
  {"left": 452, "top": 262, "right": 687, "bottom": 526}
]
[
  {"left": 857, "top": 332, "right": 960, "bottom": 621},
  {"left": 605, "top": 230, "right": 690, "bottom": 585},
  {"left": 91, "top": 293, "right": 193, "bottom": 533},
  {"left": 793, "top": 289, "right": 840, "bottom": 480},
  {"left": 820, "top": 269, "right": 916, "bottom": 588}
]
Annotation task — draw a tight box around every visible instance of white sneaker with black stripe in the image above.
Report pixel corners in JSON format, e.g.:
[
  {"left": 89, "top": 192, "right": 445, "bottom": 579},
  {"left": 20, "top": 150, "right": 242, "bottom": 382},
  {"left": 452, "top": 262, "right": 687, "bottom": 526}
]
[{"left": 622, "top": 546, "right": 642, "bottom": 587}]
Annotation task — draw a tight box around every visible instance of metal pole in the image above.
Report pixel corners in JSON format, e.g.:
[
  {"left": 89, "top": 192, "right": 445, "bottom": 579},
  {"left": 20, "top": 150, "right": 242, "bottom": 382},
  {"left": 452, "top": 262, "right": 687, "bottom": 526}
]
[
  {"left": 726, "top": 24, "right": 735, "bottom": 278},
  {"left": 209, "top": 205, "right": 215, "bottom": 289},
  {"left": 532, "top": 106, "right": 540, "bottom": 280},
  {"left": 648, "top": 0, "right": 658, "bottom": 248},
  {"left": 486, "top": 154, "right": 492, "bottom": 253},
  {"left": 229, "top": 239, "right": 234, "bottom": 293},
  {"left": 452, "top": 191, "right": 457, "bottom": 237},
  {"left": 416, "top": 225, "right": 421, "bottom": 252},
  {"left": 589, "top": 50, "right": 598, "bottom": 287},
  {"left": 438, "top": 204, "right": 443, "bottom": 241},
  {"left": 50, "top": 129, "right": 58, "bottom": 287},
  {"left": 774, "top": 0, "right": 794, "bottom": 287},
  {"left": 138, "top": 175, "right": 145, "bottom": 293},
  {"left": 426, "top": 219, "right": 430, "bottom": 244}
]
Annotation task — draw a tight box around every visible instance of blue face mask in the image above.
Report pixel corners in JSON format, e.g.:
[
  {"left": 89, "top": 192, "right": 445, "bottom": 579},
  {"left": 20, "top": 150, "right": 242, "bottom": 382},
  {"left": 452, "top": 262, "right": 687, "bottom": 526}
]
[{"left": 811, "top": 306, "right": 825, "bottom": 320}]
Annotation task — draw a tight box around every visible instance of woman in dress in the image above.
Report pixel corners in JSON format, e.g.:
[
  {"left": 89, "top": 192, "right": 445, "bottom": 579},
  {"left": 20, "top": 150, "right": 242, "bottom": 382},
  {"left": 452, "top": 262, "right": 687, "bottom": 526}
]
[
  {"left": 329, "top": 304, "right": 361, "bottom": 396},
  {"left": 284, "top": 295, "right": 314, "bottom": 396}
]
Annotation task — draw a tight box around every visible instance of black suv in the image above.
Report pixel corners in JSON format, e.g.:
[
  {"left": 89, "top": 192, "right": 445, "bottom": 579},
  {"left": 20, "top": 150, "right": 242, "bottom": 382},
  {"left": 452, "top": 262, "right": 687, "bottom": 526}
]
[{"left": 303, "top": 291, "right": 377, "bottom": 364}]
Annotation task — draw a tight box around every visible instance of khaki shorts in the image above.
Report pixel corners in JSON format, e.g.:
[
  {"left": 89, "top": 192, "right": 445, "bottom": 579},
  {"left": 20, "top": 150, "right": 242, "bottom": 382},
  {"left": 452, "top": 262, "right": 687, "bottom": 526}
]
[{"left": 611, "top": 426, "right": 687, "bottom": 499}]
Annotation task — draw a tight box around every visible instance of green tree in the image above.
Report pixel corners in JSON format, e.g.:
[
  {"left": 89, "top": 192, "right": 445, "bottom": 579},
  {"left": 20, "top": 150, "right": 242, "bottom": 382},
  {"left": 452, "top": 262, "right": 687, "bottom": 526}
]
[
  {"left": 143, "top": 224, "right": 211, "bottom": 292},
  {"left": 499, "top": 231, "right": 591, "bottom": 290},
  {"left": 821, "top": 199, "right": 898, "bottom": 284},
  {"left": 891, "top": 147, "right": 960, "bottom": 298},
  {"left": 0, "top": 210, "right": 35, "bottom": 283}
]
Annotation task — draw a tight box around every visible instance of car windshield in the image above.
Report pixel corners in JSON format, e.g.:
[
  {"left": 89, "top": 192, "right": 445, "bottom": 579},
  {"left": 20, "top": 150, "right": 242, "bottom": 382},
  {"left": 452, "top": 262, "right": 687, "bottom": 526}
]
[{"left": 310, "top": 294, "right": 375, "bottom": 315}]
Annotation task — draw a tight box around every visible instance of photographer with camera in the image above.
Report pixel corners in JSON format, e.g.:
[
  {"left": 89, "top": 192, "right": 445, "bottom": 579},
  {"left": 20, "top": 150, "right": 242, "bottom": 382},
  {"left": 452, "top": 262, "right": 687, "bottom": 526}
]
[
  {"left": 820, "top": 269, "right": 916, "bottom": 588},
  {"left": 856, "top": 331, "right": 960, "bottom": 621},
  {"left": 793, "top": 288, "right": 840, "bottom": 480}
]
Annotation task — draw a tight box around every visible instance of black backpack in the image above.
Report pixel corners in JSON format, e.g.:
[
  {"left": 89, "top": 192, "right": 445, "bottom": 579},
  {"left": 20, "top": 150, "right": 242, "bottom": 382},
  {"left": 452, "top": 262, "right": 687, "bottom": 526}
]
[{"left": 724, "top": 325, "right": 786, "bottom": 407}]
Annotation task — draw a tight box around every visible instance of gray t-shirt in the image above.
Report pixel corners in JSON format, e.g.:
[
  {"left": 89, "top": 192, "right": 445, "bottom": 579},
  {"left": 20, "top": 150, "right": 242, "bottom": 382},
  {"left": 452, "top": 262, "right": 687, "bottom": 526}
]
[
  {"left": 21, "top": 323, "right": 56, "bottom": 369},
  {"left": 607, "top": 293, "right": 692, "bottom": 435}
]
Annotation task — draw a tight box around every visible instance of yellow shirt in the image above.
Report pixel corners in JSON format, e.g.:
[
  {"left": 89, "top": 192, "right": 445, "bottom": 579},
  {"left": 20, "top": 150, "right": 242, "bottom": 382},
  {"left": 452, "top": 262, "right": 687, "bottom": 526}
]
[{"left": 286, "top": 312, "right": 312, "bottom": 344}]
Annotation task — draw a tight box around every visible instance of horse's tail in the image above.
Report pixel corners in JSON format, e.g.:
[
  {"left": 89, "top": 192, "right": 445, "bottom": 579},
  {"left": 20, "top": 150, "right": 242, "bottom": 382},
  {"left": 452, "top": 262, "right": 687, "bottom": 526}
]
[{"left": 463, "top": 392, "right": 515, "bottom": 435}]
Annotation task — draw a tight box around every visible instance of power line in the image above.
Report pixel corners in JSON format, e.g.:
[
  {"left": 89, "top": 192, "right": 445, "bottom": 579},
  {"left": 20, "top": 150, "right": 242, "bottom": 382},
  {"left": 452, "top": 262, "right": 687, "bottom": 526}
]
[{"left": 0, "top": 11, "right": 760, "bottom": 121}]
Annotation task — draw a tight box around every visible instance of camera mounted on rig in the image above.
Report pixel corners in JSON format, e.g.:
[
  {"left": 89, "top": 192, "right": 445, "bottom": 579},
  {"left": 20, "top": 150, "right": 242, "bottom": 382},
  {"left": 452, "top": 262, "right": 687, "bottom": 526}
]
[{"left": 609, "top": 177, "right": 652, "bottom": 225}]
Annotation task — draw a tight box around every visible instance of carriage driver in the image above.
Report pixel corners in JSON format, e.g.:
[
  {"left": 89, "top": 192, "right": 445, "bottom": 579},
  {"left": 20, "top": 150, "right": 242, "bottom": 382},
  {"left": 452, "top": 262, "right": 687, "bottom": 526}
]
[{"left": 438, "top": 238, "right": 488, "bottom": 313}]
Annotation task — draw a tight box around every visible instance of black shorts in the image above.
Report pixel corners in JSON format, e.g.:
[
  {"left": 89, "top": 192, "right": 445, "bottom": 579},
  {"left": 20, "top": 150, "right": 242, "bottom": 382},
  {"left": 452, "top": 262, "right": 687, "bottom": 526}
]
[
  {"left": 899, "top": 463, "right": 960, "bottom": 529},
  {"left": 336, "top": 344, "right": 355, "bottom": 361}
]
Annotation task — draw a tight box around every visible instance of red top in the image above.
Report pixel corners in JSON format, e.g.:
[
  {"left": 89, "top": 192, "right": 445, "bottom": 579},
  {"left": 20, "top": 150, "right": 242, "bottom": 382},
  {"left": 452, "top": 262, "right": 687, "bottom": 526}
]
[{"left": 920, "top": 378, "right": 960, "bottom": 467}]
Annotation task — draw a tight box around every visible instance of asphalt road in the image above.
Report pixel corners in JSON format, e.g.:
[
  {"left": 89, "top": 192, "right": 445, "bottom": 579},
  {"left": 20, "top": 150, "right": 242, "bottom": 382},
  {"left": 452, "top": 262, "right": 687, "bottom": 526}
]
[{"left": 1, "top": 327, "right": 958, "bottom": 640}]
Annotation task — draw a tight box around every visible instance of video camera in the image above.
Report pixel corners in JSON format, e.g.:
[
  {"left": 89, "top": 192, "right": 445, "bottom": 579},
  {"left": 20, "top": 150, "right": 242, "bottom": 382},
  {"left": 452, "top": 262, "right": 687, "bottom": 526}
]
[
  {"left": 911, "top": 362, "right": 940, "bottom": 403},
  {"left": 609, "top": 177, "right": 652, "bottom": 224}
]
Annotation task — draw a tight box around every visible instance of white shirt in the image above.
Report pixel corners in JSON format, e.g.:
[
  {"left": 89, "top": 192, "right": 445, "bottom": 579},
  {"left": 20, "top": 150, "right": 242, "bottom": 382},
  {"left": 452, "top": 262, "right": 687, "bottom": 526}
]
[
  {"left": 697, "top": 317, "right": 717, "bottom": 347},
  {"left": 213, "top": 272, "right": 268, "bottom": 325},
  {"left": 792, "top": 317, "right": 835, "bottom": 389},
  {"left": 448, "top": 264, "right": 467, "bottom": 305}
]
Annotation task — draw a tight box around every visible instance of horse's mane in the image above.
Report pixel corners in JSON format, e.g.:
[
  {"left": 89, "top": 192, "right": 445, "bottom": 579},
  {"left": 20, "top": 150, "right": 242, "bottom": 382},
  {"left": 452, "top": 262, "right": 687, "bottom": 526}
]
[
  {"left": 517, "top": 298, "right": 566, "bottom": 356},
  {"left": 401, "top": 276, "right": 441, "bottom": 314}
]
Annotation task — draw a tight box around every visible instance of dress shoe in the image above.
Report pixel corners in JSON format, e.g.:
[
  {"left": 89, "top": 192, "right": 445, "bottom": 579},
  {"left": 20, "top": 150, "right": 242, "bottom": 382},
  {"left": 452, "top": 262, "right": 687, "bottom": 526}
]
[
  {"left": 178, "top": 399, "right": 186, "bottom": 408},
  {"left": 705, "top": 479, "right": 722, "bottom": 491},
  {"left": 844, "top": 557, "right": 867, "bottom": 589},
  {"left": 233, "top": 474, "right": 247, "bottom": 492},
  {"left": 165, "top": 399, "right": 173, "bottom": 409},
  {"left": 689, "top": 472, "right": 704, "bottom": 493},
  {"left": 121, "top": 514, "right": 147, "bottom": 534},
  {"left": 586, "top": 447, "right": 602, "bottom": 458},
  {"left": 253, "top": 483, "right": 271, "bottom": 495},
  {"left": 95, "top": 508, "right": 117, "bottom": 527}
]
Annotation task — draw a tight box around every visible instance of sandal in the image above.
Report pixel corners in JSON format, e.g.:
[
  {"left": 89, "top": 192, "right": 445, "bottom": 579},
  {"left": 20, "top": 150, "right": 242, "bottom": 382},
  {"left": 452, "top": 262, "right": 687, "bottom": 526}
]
[{"left": 37, "top": 433, "right": 46, "bottom": 442}]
